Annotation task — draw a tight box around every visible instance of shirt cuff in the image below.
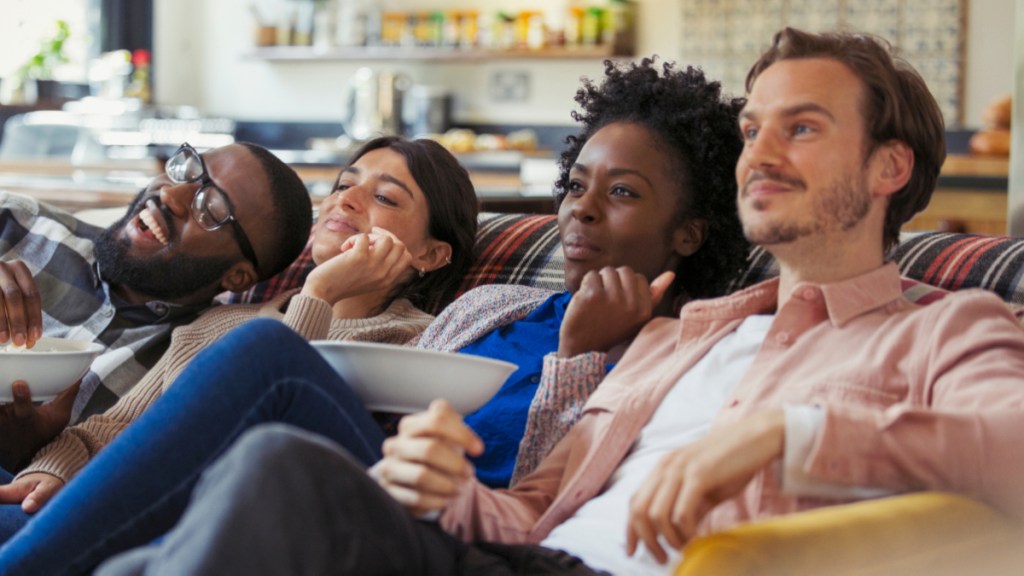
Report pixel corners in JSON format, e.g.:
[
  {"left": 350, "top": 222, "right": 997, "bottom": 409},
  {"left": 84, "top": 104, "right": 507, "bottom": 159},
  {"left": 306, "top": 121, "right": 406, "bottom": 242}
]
[{"left": 782, "top": 405, "right": 896, "bottom": 500}]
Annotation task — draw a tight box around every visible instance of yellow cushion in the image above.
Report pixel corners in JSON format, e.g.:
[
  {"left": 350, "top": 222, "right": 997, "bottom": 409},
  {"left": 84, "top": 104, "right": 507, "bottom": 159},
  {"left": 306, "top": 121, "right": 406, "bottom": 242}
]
[{"left": 676, "top": 493, "right": 1024, "bottom": 576}]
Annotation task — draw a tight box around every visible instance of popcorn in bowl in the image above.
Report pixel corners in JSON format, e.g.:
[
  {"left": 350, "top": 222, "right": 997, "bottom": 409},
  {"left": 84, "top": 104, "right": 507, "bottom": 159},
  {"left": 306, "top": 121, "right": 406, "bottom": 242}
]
[{"left": 1, "top": 337, "right": 105, "bottom": 401}]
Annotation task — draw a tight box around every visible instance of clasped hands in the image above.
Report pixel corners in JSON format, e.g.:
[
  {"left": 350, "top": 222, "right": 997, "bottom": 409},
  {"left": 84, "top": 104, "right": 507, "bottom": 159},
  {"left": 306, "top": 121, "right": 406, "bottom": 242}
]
[{"left": 376, "top": 401, "right": 785, "bottom": 563}]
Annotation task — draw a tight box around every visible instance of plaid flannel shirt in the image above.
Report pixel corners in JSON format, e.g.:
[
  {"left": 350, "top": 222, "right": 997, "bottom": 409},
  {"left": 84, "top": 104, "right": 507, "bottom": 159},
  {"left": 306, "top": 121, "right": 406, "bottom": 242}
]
[{"left": 0, "top": 191, "right": 206, "bottom": 422}]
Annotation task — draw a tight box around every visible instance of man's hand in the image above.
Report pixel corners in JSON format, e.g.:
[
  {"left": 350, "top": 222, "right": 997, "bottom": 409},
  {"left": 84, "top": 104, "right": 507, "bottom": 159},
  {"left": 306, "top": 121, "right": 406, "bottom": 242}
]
[
  {"left": 0, "top": 260, "right": 43, "bottom": 348},
  {"left": 301, "top": 228, "right": 415, "bottom": 306},
  {"left": 558, "top": 268, "right": 674, "bottom": 358},
  {"left": 0, "top": 471, "right": 65, "bottom": 513},
  {"left": 0, "top": 380, "right": 79, "bottom": 473},
  {"left": 626, "top": 410, "right": 786, "bottom": 563},
  {"left": 375, "top": 400, "right": 484, "bottom": 517}
]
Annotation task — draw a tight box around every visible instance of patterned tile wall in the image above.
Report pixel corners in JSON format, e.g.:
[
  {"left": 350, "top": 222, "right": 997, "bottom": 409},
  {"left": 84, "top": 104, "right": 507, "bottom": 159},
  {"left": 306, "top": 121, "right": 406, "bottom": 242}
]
[{"left": 680, "top": 0, "right": 964, "bottom": 126}]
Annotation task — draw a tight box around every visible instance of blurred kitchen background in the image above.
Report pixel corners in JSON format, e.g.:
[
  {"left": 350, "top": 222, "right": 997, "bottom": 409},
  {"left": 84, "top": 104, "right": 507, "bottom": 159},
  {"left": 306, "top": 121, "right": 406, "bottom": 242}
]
[{"left": 0, "top": 0, "right": 1020, "bottom": 233}]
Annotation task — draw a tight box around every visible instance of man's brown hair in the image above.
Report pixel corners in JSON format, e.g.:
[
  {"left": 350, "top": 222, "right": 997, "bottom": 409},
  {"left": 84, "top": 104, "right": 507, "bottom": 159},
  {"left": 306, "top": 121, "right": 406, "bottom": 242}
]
[{"left": 746, "top": 27, "right": 946, "bottom": 251}]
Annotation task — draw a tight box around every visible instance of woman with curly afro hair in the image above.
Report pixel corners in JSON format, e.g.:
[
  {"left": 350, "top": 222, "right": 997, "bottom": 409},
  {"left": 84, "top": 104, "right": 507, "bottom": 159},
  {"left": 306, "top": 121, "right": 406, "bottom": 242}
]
[
  {"left": 415, "top": 56, "right": 749, "bottom": 487},
  {"left": 555, "top": 57, "right": 748, "bottom": 303}
]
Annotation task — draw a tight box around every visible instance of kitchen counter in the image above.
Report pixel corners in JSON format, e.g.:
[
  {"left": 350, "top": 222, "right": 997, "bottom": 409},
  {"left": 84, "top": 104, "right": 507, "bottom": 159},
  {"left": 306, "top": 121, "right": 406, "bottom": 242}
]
[
  {"left": 0, "top": 152, "right": 1008, "bottom": 225},
  {"left": 276, "top": 148, "right": 560, "bottom": 213},
  {"left": 0, "top": 158, "right": 156, "bottom": 211},
  {"left": 910, "top": 153, "right": 1009, "bottom": 234}
]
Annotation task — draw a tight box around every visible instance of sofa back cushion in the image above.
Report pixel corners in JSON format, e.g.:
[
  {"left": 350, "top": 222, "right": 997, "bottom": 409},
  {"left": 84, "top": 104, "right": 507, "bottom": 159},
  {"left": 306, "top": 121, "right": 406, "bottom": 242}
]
[
  {"left": 231, "top": 215, "right": 1024, "bottom": 313},
  {"left": 229, "top": 213, "right": 565, "bottom": 314},
  {"left": 732, "top": 231, "right": 1024, "bottom": 306}
]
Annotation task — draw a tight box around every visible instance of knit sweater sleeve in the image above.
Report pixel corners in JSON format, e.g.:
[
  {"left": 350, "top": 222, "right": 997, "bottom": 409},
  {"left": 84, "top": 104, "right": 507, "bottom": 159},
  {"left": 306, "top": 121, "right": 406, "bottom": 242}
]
[
  {"left": 279, "top": 292, "right": 333, "bottom": 340},
  {"left": 510, "top": 351, "right": 607, "bottom": 485},
  {"left": 326, "top": 299, "right": 434, "bottom": 345},
  {"left": 17, "top": 303, "right": 267, "bottom": 483},
  {"left": 17, "top": 352, "right": 171, "bottom": 483}
]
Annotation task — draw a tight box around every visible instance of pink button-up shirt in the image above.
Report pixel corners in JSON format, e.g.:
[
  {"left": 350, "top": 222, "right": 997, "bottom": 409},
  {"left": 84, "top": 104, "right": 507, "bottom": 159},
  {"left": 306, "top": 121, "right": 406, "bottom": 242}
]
[{"left": 440, "top": 263, "right": 1024, "bottom": 544}]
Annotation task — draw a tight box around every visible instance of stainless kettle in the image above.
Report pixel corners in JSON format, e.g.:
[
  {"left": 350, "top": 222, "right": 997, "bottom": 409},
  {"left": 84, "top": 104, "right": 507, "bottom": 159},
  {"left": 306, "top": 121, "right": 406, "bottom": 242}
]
[{"left": 343, "top": 68, "right": 410, "bottom": 141}]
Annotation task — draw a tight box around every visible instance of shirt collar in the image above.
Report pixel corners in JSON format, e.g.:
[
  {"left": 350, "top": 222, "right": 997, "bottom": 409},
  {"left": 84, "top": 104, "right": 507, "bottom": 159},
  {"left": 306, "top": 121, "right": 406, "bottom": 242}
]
[
  {"left": 681, "top": 262, "right": 904, "bottom": 328},
  {"left": 814, "top": 262, "right": 903, "bottom": 326}
]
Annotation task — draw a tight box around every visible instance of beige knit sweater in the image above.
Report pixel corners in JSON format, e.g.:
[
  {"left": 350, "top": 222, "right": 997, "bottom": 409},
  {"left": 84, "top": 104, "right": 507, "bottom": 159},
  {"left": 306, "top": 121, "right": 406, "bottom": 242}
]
[{"left": 20, "top": 290, "right": 433, "bottom": 483}]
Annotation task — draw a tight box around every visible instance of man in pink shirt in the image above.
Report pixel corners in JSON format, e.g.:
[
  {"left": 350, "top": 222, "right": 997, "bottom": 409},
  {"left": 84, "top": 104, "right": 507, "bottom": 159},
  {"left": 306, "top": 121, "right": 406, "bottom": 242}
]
[{"left": 95, "top": 28, "right": 1024, "bottom": 576}]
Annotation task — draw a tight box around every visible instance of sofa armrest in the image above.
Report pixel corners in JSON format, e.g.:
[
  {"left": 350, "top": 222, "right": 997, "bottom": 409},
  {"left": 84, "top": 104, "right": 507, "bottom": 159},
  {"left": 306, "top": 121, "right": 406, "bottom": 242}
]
[{"left": 676, "top": 493, "right": 1024, "bottom": 576}]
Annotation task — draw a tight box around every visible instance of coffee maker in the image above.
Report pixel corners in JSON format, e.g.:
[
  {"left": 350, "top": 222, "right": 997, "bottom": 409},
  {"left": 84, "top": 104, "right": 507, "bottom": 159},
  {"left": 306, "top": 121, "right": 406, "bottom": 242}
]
[
  {"left": 342, "top": 68, "right": 410, "bottom": 141},
  {"left": 404, "top": 85, "right": 452, "bottom": 137}
]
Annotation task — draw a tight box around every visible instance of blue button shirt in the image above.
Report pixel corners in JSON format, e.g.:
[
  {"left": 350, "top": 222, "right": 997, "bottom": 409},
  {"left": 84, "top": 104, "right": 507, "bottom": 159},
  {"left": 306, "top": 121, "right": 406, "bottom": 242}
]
[{"left": 459, "top": 291, "right": 572, "bottom": 487}]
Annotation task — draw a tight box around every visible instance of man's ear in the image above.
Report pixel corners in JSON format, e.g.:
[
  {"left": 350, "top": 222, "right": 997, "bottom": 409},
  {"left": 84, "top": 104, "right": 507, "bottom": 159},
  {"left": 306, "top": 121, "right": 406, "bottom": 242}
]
[
  {"left": 219, "top": 262, "right": 259, "bottom": 293},
  {"left": 672, "top": 218, "right": 707, "bottom": 258},
  {"left": 872, "top": 140, "right": 914, "bottom": 198},
  {"left": 413, "top": 239, "right": 453, "bottom": 274}
]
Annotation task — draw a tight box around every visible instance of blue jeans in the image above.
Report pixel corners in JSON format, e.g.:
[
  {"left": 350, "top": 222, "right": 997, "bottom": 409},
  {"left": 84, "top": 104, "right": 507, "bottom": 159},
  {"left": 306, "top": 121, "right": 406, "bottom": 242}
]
[{"left": 0, "top": 318, "right": 384, "bottom": 575}]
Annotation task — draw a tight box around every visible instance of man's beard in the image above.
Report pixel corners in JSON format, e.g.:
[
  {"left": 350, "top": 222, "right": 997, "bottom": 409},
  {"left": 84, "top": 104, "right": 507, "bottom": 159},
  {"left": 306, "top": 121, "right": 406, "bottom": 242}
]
[
  {"left": 741, "top": 171, "right": 870, "bottom": 246},
  {"left": 94, "top": 194, "right": 236, "bottom": 300}
]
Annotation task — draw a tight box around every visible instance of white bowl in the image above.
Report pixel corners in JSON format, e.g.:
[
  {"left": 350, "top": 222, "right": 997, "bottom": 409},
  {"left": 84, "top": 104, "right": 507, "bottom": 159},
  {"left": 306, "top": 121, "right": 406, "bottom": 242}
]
[
  {"left": 0, "top": 337, "right": 104, "bottom": 401},
  {"left": 310, "top": 341, "right": 517, "bottom": 415}
]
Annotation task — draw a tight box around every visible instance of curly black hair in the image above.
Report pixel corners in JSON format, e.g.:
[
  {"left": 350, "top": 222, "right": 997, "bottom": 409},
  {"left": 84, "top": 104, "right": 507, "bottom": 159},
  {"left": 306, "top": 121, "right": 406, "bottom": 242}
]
[{"left": 555, "top": 58, "right": 749, "bottom": 300}]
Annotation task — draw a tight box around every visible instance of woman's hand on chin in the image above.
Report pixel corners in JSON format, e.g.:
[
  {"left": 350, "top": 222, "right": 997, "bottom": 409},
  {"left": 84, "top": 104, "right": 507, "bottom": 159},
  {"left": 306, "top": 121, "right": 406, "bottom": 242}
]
[
  {"left": 558, "top": 268, "right": 674, "bottom": 358},
  {"left": 301, "top": 228, "right": 415, "bottom": 306}
]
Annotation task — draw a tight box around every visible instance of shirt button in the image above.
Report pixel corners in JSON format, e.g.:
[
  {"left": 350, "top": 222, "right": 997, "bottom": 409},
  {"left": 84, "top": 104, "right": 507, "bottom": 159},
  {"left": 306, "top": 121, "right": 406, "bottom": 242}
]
[
  {"left": 775, "top": 332, "right": 791, "bottom": 345},
  {"left": 103, "top": 309, "right": 114, "bottom": 318},
  {"left": 153, "top": 303, "right": 168, "bottom": 315}
]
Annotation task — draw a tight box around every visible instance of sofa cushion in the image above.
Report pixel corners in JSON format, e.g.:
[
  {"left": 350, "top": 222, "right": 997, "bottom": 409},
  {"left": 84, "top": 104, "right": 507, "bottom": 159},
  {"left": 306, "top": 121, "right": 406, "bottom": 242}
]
[
  {"left": 228, "top": 213, "right": 565, "bottom": 314},
  {"left": 460, "top": 213, "right": 564, "bottom": 295},
  {"left": 230, "top": 216, "right": 1024, "bottom": 315},
  {"left": 890, "top": 232, "right": 1024, "bottom": 304}
]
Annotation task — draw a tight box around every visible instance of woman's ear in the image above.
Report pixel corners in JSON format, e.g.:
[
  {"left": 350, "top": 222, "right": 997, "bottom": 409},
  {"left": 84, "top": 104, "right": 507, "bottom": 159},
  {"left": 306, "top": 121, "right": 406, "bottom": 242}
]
[
  {"left": 871, "top": 140, "right": 914, "bottom": 199},
  {"left": 414, "top": 239, "right": 453, "bottom": 274},
  {"left": 672, "top": 218, "right": 707, "bottom": 258},
  {"left": 219, "top": 262, "right": 258, "bottom": 293}
]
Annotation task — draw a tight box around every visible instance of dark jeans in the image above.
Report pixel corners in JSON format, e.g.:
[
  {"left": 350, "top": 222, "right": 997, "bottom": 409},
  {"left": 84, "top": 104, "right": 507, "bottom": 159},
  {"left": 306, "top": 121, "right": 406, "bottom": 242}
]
[
  {"left": 0, "top": 319, "right": 385, "bottom": 575},
  {"left": 96, "top": 423, "right": 608, "bottom": 576}
]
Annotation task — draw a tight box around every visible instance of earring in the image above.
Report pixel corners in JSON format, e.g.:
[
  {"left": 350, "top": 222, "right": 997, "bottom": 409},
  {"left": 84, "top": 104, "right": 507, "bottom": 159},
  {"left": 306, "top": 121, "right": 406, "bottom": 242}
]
[
  {"left": 445, "top": 256, "right": 452, "bottom": 265},
  {"left": 418, "top": 268, "right": 426, "bottom": 278}
]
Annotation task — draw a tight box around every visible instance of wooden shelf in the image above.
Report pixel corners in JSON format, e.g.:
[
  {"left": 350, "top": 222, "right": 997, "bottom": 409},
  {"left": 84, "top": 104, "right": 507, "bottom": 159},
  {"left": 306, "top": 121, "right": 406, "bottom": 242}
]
[
  {"left": 941, "top": 154, "right": 1009, "bottom": 178},
  {"left": 243, "top": 45, "right": 630, "bottom": 62}
]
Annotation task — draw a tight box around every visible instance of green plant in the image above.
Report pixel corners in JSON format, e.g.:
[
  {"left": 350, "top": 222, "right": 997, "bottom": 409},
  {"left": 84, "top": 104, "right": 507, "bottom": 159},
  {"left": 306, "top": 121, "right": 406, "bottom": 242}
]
[{"left": 18, "top": 20, "right": 71, "bottom": 80}]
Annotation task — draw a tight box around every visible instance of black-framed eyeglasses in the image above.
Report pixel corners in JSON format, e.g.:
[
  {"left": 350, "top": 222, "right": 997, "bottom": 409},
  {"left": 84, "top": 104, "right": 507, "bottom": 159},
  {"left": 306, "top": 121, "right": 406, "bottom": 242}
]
[{"left": 166, "top": 142, "right": 261, "bottom": 274}]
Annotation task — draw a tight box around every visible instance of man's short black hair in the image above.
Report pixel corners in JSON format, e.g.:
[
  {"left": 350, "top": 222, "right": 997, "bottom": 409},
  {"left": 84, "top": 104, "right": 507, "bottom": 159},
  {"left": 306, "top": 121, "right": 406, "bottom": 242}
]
[{"left": 238, "top": 142, "right": 313, "bottom": 279}]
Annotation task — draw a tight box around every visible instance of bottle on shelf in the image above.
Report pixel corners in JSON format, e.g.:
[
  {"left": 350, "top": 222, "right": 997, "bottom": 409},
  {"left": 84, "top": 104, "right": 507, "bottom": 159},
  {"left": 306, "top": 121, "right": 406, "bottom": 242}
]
[
  {"left": 126, "top": 49, "right": 151, "bottom": 104},
  {"left": 580, "top": 6, "right": 603, "bottom": 46},
  {"left": 336, "top": 0, "right": 368, "bottom": 47}
]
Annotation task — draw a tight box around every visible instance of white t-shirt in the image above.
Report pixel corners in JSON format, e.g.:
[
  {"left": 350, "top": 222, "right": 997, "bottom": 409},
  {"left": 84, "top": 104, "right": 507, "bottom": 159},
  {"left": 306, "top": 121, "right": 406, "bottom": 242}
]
[{"left": 541, "top": 315, "right": 775, "bottom": 575}]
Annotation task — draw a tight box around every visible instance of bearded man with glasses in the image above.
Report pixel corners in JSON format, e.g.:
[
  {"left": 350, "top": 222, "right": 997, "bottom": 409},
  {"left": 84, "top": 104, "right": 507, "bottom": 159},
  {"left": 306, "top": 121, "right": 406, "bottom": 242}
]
[{"left": 0, "top": 142, "right": 313, "bottom": 473}]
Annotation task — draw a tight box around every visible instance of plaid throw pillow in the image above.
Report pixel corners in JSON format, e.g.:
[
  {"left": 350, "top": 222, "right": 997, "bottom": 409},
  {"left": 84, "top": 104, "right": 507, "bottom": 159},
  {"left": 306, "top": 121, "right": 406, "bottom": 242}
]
[{"left": 456, "top": 213, "right": 564, "bottom": 297}]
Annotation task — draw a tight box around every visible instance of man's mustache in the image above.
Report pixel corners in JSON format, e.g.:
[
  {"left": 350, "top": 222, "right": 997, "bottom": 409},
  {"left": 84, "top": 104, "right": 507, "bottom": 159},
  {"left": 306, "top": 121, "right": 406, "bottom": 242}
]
[{"left": 741, "top": 171, "right": 806, "bottom": 195}]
